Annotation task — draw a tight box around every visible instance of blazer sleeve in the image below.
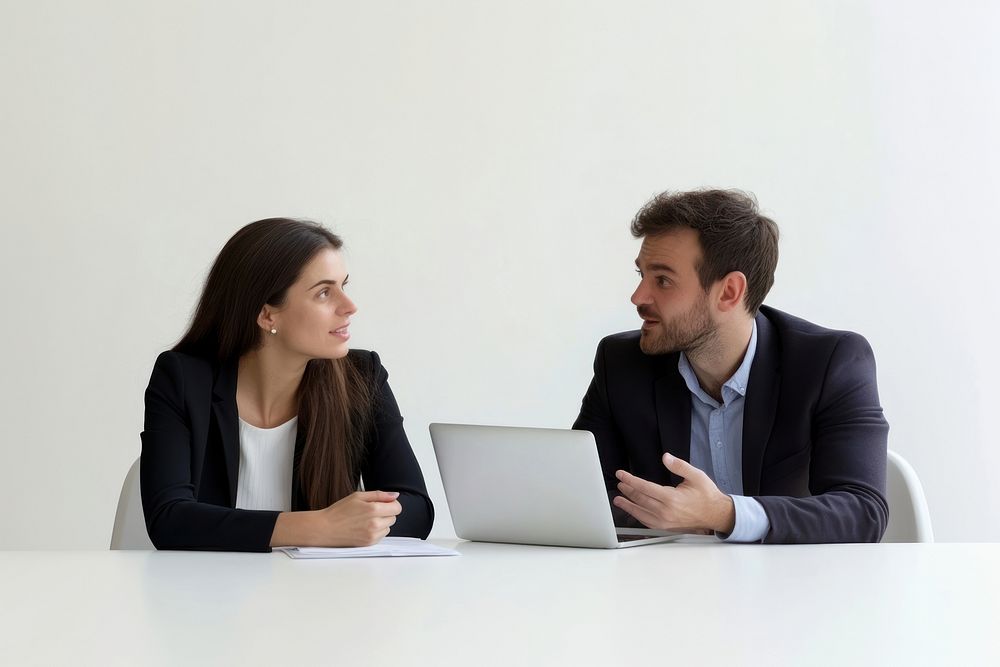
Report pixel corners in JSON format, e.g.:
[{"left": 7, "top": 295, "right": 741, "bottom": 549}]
[
  {"left": 140, "top": 351, "right": 280, "bottom": 551},
  {"left": 358, "top": 351, "right": 434, "bottom": 539},
  {"left": 572, "top": 338, "right": 640, "bottom": 527},
  {"left": 756, "top": 333, "right": 889, "bottom": 543}
]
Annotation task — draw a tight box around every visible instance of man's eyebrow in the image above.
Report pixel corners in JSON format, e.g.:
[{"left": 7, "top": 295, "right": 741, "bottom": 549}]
[
  {"left": 307, "top": 275, "right": 348, "bottom": 290},
  {"left": 634, "top": 259, "right": 677, "bottom": 274}
]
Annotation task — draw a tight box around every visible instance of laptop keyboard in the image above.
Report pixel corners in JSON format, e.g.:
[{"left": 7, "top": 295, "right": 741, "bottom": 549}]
[{"left": 616, "top": 533, "right": 656, "bottom": 542}]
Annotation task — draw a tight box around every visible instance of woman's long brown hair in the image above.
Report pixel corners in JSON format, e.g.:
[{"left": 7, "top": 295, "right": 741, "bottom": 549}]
[{"left": 174, "top": 218, "right": 373, "bottom": 509}]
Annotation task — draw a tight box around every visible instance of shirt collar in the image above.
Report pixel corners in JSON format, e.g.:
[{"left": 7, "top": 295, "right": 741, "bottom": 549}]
[{"left": 677, "top": 320, "right": 758, "bottom": 407}]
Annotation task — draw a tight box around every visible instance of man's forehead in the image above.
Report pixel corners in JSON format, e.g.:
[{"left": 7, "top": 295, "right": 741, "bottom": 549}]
[{"left": 637, "top": 229, "right": 701, "bottom": 267}]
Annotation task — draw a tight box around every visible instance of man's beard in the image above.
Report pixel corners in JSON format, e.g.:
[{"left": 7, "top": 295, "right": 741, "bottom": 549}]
[{"left": 638, "top": 296, "right": 718, "bottom": 356}]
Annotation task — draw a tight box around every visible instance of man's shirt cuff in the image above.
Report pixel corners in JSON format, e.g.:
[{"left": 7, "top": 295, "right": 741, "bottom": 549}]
[{"left": 718, "top": 495, "right": 770, "bottom": 543}]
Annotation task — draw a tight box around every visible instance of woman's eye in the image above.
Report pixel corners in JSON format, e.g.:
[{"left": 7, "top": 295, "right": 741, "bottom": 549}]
[
  {"left": 657, "top": 277, "right": 670, "bottom": 287},
  {"left": 319, "top": 289, "right": 329, "bottom": 298},
  {"left": 635, "top": 269, "right": 643, "bottom": 277}
]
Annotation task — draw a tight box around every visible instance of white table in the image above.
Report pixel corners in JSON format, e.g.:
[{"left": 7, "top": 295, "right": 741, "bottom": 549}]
[{"left": 2, "top": 540, "right": 998, "bottom": 666}]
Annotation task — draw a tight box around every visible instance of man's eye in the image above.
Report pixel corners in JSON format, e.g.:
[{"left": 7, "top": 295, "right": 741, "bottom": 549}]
[{"left": 657, "top": 277, "right": 670, "bottom": 287}]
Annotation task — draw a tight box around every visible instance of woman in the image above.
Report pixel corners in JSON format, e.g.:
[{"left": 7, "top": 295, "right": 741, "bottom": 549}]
[{"left": 140, "top": 218, "right": 433, "bottom": 551}]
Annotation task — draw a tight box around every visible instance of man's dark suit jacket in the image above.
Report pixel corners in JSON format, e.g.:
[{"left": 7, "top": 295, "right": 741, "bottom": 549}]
[
  {"left": 573, "top": 305, "right": 889, "bottom": 544},
  {"left": 140, "top": 349, "right": 434, "bottom": 551}
]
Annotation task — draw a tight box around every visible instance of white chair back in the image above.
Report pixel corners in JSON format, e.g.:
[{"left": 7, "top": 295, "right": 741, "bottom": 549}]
[
  {"left": 110, "top": 458, "right": 154, "bottom": 550},
  {"left": 882, "top": 449, "right": 934, "bottom": 543}
]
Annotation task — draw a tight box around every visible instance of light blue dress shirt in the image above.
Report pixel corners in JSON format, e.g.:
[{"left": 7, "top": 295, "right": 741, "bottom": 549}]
[{"left": 677, "top": 321, "right": 770, "bottom": 543}]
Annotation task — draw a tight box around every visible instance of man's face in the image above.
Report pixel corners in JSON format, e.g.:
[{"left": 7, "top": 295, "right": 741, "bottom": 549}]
[{"left": 631, "top": 229, "right": 717, "bottom": 355}]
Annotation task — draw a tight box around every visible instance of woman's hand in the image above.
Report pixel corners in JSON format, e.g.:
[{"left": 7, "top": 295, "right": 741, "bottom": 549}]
[
  {"left": 270, "top": 490, "right": 402, "bottom": 547},
  {"left": 318, "top": 491, "right": 402, "bottom": 546}
]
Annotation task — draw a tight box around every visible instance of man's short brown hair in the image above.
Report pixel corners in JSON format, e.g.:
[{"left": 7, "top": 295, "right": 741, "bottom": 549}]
[{"left": 631, "top": 189, "right": 779, "bottom": 314}]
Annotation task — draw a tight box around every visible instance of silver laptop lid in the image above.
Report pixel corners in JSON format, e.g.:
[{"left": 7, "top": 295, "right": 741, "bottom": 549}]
[{"left": 429, "top": 423, "right": 622, "bottom": 548}]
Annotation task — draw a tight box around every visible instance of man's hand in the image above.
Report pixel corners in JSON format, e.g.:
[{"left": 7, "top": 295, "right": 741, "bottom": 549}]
[{"left": 613, "top": 453, "right": 736, "bottom": 534}]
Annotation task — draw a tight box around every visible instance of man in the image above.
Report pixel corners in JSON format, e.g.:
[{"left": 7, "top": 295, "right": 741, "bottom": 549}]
[{"left": 573, "top": 189, "right": 888, "bottom": 543}]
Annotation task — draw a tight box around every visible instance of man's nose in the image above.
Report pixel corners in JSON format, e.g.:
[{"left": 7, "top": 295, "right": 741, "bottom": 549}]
[{"left": 631, "top": 280, "right": 651, "bottom": 307}]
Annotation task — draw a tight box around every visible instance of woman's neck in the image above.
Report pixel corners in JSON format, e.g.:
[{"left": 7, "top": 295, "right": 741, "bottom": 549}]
[{"left": 236, "top": 348, "right": 308, "bottom": 428}]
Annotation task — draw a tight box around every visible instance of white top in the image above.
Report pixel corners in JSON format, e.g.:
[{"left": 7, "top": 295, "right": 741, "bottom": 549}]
[{"left": 235, "top": 416, "right": 297, "bottom": 512}]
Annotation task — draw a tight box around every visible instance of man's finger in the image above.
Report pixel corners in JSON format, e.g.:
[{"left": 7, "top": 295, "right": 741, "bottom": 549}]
[
  {"left": 613, "top": 495, "right": 664, "bottom": 530},
  {"left": 617, "top": 481, "right": 665, "bottom": 511},
  {"left": 615, "top": 470, "right": 670, "bottom": 502},
  {"left": 661, "top": 453, "right": 706, "bottom": 483}
]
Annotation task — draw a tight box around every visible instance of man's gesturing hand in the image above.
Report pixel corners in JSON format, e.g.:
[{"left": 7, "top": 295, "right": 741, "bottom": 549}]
[{"left": 613, "top": 453, "right": 736, "bottom": 535}]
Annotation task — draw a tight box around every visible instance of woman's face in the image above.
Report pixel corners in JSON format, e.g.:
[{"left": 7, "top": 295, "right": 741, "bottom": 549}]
[{"left": 261, "top": 247, "right": 356, "bottom": 360}]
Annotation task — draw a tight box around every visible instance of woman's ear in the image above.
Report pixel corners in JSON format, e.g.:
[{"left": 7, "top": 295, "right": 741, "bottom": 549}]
[{"left": 257, "top": 306, "right": 277, "bottom": 334}]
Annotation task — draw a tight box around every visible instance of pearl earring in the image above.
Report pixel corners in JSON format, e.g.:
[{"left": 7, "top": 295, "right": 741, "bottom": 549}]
[{"left": 270, "top": 327, "right": 277, "bottom": 335}]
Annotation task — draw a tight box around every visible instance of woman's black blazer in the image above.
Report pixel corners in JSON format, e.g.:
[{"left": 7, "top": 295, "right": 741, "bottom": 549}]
[{"left": 140, "top": 348, "right": 434, "bottom": 551}]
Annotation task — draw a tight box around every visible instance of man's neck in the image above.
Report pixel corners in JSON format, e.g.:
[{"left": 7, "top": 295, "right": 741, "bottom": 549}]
[{"left": 685, "top": 316, "right": 755, "bottom": 402}]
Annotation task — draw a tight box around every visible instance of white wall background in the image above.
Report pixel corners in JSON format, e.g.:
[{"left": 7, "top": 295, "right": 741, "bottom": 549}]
[{"left": 1, "top": 0, "right": 997, "bottom": 548}]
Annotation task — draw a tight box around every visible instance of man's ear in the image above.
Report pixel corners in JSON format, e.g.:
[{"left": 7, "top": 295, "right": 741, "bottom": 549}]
[{"left": 715, "top": 271, "right": 748, "bottom": 314}]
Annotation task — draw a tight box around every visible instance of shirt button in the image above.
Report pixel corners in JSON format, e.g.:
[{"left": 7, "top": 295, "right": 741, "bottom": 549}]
[{"left": 715, "top": 441, "right": 723, "bottom": 448}]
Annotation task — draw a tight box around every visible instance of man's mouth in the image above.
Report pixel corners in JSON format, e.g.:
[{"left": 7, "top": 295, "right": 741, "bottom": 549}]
[{"left": 638, "top": 310, "right": 660, "bottom": 328}]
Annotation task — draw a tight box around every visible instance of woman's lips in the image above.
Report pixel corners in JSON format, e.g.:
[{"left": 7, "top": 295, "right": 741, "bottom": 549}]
[{"left": 331, "top": 325, "right": 350, "bottom": 339}]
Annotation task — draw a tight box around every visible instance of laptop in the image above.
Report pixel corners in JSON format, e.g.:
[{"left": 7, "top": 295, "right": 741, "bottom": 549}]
[{"left": 429, "top": 423, "right": 683, "bottom": 548}]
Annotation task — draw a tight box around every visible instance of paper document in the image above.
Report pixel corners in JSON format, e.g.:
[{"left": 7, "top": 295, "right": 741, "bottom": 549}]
[{"left": 279, "top": 537, "right": 460, "bottom": 559}]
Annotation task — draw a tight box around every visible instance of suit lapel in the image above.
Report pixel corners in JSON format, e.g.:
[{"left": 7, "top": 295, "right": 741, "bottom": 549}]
[
  {"left": 211, "top": 359, "right": 241, "bottom": 507},
  {"left": 654, "top": 353, "right": 692, "bottom": 487},
  {"left": 742, "top": 312, "right": 780, "bottom": 496}
]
